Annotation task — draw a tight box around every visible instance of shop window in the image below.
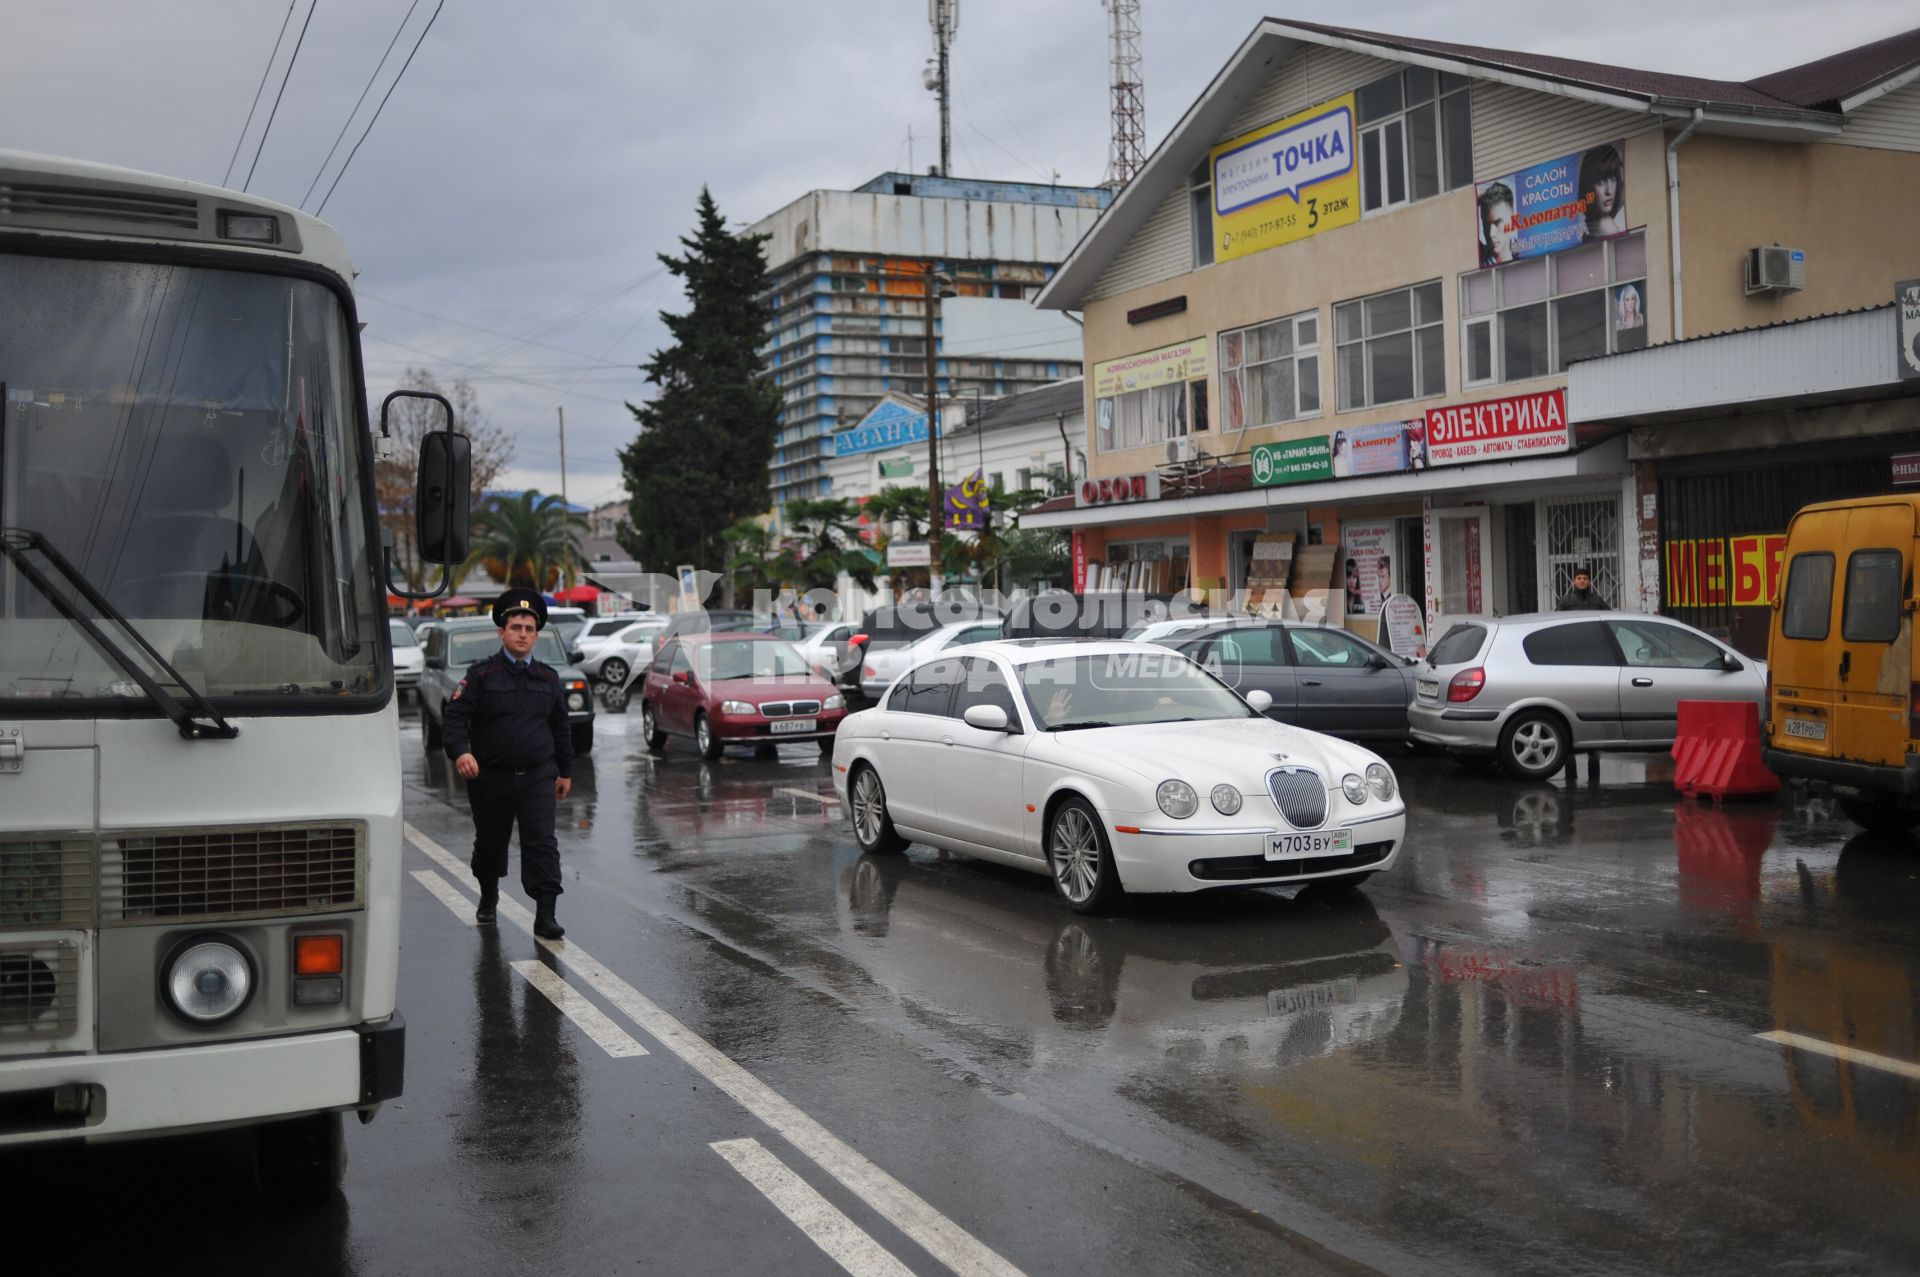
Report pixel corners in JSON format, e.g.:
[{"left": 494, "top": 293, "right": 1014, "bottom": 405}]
[
  {"left": 1334, "top": 282, "right": 1445, "bottom": 410},
  {"left": 1096, "top": 382, "right": 1186, "bottom": 453},
  {"left": 1189, "top": 160, "right": 1214, "bottom": 268},
  {"left": 1221, "top": 310, "right": 1319, "bottom": 430},
  {"left": 1358, "top": 68, "right": 1473, "bottom": 215},
  {"left": 1842, "top": 550, "right": 1902, "bottom": 643},
  {"left": 1461, "top": 232, "right": 1648, "bottom": 386}
]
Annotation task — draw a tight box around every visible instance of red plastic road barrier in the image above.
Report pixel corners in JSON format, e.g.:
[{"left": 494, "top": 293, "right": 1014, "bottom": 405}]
[{"left": 1671, "top": 698, "right": 1779, "bottom": 801}]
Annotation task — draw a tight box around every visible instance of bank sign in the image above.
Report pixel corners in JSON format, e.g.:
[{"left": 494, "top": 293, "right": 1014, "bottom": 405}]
[
  {"left": 1252, "top": 437, "right": 1332, "bottom": 486},
  {"left": 835, "top": 398, "right": 928, "bottom": 458},
  {"left": 1425, "top": 389, "right": 1569, "bottom": 467},
  {"left": 1210, "top": 93, "right": 1360, "bottom": 264}
]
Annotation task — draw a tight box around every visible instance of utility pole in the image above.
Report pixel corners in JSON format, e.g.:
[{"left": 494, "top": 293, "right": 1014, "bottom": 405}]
[
  {"left": 556, "top": 404, "right": 573, "bottom": 597},
  {"left": 924, "top": 263, "right": 943, "bottom": 589},
  {"left": 926, "top": 0, "right": 957, "bottom": 177}
]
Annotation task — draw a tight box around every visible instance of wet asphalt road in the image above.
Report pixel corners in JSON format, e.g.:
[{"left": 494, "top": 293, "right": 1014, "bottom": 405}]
[{"left": 14, "top": 701, "right": 1920, "bottom": 1275}]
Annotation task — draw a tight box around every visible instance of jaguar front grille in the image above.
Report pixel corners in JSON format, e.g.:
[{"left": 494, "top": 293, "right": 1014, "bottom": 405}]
[
  {"left": 1266, "top": 766, "right": 1329, "bottom": 829},
  {"left": 99, "top": 822, "right": 364, "bottom": 924}
]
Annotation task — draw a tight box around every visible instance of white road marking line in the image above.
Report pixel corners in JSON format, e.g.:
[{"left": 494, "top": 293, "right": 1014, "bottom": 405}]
[
  {"left": 404, "top": 821, "right": 1025, "bottom": 1277},
  {"left": 775, "top": 786, "right": 840, "bottom": 805},
  {"left": 511, "top": 960, "right": 650, "bottom": 1058},
  {"left": 1756, "top": 1030, "right": 1920, "bottom": 1081},
  {"left": 410, "top": 868, "right": 477, "bottom": 926},
  {"left": 711, "top": 1138, "right": 915, "bottom": 1277}
]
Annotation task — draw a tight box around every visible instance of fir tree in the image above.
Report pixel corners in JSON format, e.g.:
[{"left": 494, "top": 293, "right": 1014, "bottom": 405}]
[{"left": 617, "top": 189, "right": 780, "bottom": 574}]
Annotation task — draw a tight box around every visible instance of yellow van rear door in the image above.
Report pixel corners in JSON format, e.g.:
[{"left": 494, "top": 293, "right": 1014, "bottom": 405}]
[
  {"left": 1831, "top": 504, "right": 1913, "bottom": 767},
  {"left": 1772, "top": 514, "right": 1846, "bottom": 758}
]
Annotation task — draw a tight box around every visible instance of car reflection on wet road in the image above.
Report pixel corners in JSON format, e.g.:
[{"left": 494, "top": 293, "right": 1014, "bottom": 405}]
[{"left": 11, "top": 712, "right": 1918, "bottom": 1275}]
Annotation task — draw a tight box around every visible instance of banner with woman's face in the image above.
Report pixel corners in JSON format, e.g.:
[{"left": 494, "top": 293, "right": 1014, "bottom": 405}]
[{"left": 1475, "top": 140, "right": 1627, "bottom": 267}]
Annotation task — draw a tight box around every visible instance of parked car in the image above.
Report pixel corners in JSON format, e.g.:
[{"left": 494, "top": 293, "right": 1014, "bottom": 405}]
[
  {"left": 833, "top": 640, "right": 1406, "bottom": 914},
  {"left": 1002, "top": 591, "right": 1189, "bottom": 641},
  {"left": 857, "top": 598, "right": 1001, "bottom": 654},
  {"left": 860, "top": 619, "right": 1006, "bottom": 699},
  {"left": 579, "top": 618, "right": 668, "bottom": 687},
  {"left": 547, "top": 606, "right": 590, "bottom": 656},
  {"left": 575, "top": 611, "right": 653, "bottom": 661},
  {"left": 417, "top": 617, "right": 597, "bottom": 754},
  {"left": 792, "top": 620, "right": 867, "bottom": 690},
  {"left": 388, "top": 617, "right": 425, "bottom": 701},
  {"left": 637, "top": 632, "right": 849, "bottom": 759},
  {"left": 1157, "top": 621, "right": 1420, "bottom": 743},
  {"left": 1408, "top": 611, "right": 1766, "bottom": 779},
  {"left": 1764, "top": 494, "right": 1920, "bottom": 832},
  {"left": 602, "top": 609, "right": 768, "bottom": 711}
]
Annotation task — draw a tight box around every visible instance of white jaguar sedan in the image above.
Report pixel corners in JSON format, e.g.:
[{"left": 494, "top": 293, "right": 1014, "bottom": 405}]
[{"left": 830, "top": 641, "right": 1407, "bottom": 914}]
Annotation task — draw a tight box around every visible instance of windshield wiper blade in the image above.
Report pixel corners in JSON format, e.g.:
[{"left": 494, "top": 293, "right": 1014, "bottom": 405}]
[
  {"left": 0, "top": 527, "right": 239, "bottom": 740},
  {"left": 1049, "top": 720, "right": 1117, "bottom": 732}
]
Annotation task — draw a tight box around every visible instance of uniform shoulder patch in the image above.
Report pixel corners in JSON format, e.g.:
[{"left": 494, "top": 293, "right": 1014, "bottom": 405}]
[{"left": 452, "top": 679, "right": 466, "bottom": 700}]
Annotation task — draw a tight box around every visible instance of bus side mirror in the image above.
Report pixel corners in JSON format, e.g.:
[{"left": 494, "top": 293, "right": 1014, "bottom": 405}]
[{"left": 416, "top": 430, "right": 471, "bottom": 565}]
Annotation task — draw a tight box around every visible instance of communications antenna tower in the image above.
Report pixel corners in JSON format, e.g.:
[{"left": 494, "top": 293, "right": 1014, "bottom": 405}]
[
  {"left": 924, "top": 0, "right": 958, "bottom": 177},
  {"left": 1104, "top": 0, "right": 1145, "bottom": 190}
]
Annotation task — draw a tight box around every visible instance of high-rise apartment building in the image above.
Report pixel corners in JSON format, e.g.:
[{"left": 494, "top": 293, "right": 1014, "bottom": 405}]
[{"left": 750, "top": 172, "right": 1109, "bottom": 517}]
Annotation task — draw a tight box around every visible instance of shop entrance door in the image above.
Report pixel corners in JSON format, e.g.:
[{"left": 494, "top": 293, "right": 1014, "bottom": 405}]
[{"left": 1427, "top": 506, "right": 1491, "bottom": 630}]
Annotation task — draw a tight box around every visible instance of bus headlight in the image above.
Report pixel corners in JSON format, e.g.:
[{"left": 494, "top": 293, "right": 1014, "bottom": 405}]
[{"left": 165, "top": 938, "right": 254, "bottom": 1024}]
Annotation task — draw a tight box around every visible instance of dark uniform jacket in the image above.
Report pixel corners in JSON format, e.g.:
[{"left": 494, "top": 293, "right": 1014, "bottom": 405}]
[
  {"left": 442, "top": 652, "right": 574, "bottom": 778},
  {"left": 1555, "top": 586, "right": 1610, "bottom": 611}
]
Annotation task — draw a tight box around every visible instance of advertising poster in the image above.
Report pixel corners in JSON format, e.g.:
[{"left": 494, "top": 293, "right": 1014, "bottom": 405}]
[
  {"left": 1426, "top": 389, "right": 1568, "bottom": 468},
  {"left": 1475, "top": 139, "right": 1627, "bottom": 267},
  {"left": 1899, "top": 279, "right": 1920, "bottom": 380},
  {"left": 945, "top": 470, "right": 989, "bottom": 530},
  {"left": 1381, "top": 593, "right": 1426, "bottom": 658},
  {"left": 1210, "top": 92, "right": 1360, "bottom": 263},
  {"left": 835, "top": 398, "right": 929, "bottom": 457},
  {"left": 1252, "top": 436, "right": 1332, "bottom": 486},
  {"left": 1331, "top": 421, "right": 1425, "bottom": 477},
  {"left": 1092, "top": 338, "right": 1209, "bottom": 399},
  {"left": 1342, "top": 522, "right": 1394, "bottom": 618}
]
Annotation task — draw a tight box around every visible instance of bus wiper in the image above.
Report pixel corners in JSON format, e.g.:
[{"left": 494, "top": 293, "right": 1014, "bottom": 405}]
[{"left": 0, "top": 527, "right": 239, "bottom": 740}]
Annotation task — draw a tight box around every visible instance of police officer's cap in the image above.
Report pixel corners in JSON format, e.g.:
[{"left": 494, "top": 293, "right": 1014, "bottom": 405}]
[{"left": 492, "top": 588, "right": 548, "bottom": 629}]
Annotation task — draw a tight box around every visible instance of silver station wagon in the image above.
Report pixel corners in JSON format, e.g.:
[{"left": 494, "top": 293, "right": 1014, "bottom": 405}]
[{"left": 1408, "top": 612, "right": 1767, "bottom": 779}]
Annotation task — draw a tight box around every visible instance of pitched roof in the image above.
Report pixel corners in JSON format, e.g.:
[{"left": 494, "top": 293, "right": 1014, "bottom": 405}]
[
  {"left": 1747, "top": 24, "right": 1920, "bottom": 110},
  {"left": 969, "top": 379, "right": 1085, "bottom": 432}
]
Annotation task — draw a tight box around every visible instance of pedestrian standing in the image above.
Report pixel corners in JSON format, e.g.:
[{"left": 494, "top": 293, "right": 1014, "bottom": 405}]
[
  {"left": 443, "top": 587, "right": 574, "bottom": 939},
  {"left": 1556, "top": 563, "right": 1611, "bottom": 611}
]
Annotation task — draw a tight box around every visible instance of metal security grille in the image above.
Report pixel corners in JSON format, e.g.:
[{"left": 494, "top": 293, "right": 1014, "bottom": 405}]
[
  {"left": 0, "top": 840, "right": 92, "bottom": 929},
  {"left": 760, "top": 701, "right": 822, "bottom": 718},
  {"left": 1542, "top": 496, "right": 1620, "bottom": 608},
  {"left": 0, "top": 939, "right": 79, "bottom": 1043},
  {"left": 1266, "top": 767, "right": 1328, "bottom": 829},
  {"left": 99, "top": 823, "right": 363, "bottom": 924}
]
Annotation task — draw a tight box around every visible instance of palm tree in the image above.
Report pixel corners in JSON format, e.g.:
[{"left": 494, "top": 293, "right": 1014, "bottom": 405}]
[
  {"left": 784, "top": 497, "right": 877, "bottom": 592},
  {"left": 468, "top": 490, "right": 586, "bottom": 590},
  {"left": 858, "top": 484, "right": 929, "bottom": 545},
  {"left": 722, "top": 517, "right": 796, "bottom": 601}
]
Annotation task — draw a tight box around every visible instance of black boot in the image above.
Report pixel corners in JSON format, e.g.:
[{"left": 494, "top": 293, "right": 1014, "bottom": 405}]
[
  {"left": 533, "top": 896, "right": 565, "bottom": 941},
  {"left": 475, "top": 878, "right": 499, "bottom": 926}
]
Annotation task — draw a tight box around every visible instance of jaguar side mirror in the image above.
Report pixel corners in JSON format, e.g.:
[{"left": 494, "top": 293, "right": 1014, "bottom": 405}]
[
  {"left": 1246, "top": 689, "right": 1273, "bottom": 713},
  {"left": 963, "top": 704, "right": 1011, "bottom": 732}
]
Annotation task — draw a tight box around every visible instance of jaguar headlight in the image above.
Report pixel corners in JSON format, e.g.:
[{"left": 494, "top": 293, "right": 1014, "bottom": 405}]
[
  {"left": 165, "top": 938, "right": 254, "bottom": 1024},
  {"left": 1156, "top": 780, "right": 1199, "bottom": 819},
  {"left": 720, "top": 700, "right": 756, "bottom": 715},
  {"left": 1341, "top": 773, "right": 1368, "bottom": 805},
  {"left": 1210, "top": 784, "right": 1242, "bottom": 816},
  {"left": 1366, "top": 762, "right": 1396, "bottom": 801}
]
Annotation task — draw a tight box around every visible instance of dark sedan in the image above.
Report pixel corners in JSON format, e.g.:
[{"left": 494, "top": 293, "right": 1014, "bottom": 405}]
[{"left": 1158, "top": 621, "right": 1419, "bottom": 742}]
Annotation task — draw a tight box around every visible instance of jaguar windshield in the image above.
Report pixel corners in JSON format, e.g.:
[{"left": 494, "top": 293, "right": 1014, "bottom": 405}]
[
  {"left": 1018, "top": 650, "right": 1255, "bottom": 730},
  {"left": 0, "top": 252, "right": 378, "bottom": 710}
]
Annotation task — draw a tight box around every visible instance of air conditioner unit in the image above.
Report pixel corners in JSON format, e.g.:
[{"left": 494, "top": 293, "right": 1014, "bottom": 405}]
[
  {"left": 1745, "top": 245, "right": 1805, "bottom": 297},
  {"left": 1164, "top": 436, "right": 1193, "bottom": 465}
]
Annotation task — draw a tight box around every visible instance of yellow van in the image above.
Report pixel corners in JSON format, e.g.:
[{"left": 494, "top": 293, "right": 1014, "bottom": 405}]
[{"left": 1765, "top": 495, "right": 1920, "bottom": 832}]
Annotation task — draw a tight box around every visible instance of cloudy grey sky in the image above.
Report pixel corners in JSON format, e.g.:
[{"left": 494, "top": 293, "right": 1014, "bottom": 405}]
[{"left": 7, "top": 1, "right": 1907, "bottom": 509}]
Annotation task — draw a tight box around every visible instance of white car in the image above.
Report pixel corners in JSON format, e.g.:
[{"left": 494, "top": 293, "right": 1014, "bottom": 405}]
[
  {"left": 832, "top": 641, "right": 1407, "bottom": 914},
  {"left": 580, "top": 618, "right": 668, "bottom": 686},
  {"left": 576, "top": 612, "right": 653, "bottom": 660},
  {"left": 388, "top": 617, "right": 425, "bottom": 700},
  {"left": 859, "top": 618, "right": 1004, "bottom": 699}
]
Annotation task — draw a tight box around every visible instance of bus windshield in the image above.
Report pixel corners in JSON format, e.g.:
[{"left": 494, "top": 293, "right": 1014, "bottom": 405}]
[{"left": 0, "top": 252, "right": 378, "bottom": 710}]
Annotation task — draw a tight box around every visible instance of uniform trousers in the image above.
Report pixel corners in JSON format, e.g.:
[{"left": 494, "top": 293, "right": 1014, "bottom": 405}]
[{"left": 466, "top": 762, "right": 563, "bottom": 898}]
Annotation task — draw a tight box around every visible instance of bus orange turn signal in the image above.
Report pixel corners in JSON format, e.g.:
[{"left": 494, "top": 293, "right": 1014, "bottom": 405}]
[{"left": 295, "top": 935, "right": 344, "bottom": 976}]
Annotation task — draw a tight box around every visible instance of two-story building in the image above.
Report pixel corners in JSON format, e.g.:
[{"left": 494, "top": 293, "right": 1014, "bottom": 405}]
[{"left": 1025, "top": 19, "right": 1920, "bottom": 641}]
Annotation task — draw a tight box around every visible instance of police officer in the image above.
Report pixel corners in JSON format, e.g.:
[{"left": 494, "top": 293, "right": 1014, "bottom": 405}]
[{"left": 443, "top": 587, "right": 573, "bottom": 940}]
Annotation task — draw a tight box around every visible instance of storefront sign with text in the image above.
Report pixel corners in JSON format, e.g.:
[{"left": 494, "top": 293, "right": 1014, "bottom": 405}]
[
  {"left": 1425, "top": 389, "right": 1568, "bottom": 467},
  {"left": 1075, "top": 472, "right": 1162, "bottom": 508},
  {"left": 1210, "top": 93, "right": 1360, "bottom": 264},
  {"left": 1092, "top": 339, "right": 1209, "bottom": 399},
  {"left": 1664, "top": 534, "right": 1785, "bottom": 607},
  {"left": 1252, "top": 437, "right": 1332, "bottom": 486}
]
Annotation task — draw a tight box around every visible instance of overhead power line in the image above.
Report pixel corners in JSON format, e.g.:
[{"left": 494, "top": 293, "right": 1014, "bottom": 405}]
[
  {"left": 244, "top": 0, "right": 321, "bottom": 193},
  {"left": 315, "top": 0, "right": 445, "bottom": 216},
  {"left": 301, "top": 0, "right": 421, "bottom": 210},
  {"left": 222, "top": 1, "right": 296, "bottom": 188}
]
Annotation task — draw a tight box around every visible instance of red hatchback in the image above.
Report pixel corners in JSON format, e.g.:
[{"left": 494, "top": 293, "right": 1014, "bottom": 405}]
[{"left": 639, "top": 632, "right": 849, "bottom": 759}]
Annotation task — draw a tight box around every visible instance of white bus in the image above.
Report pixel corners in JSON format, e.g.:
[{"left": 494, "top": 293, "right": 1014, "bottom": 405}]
[{"left": 0, "top": 152, "right": 467, "bottom": 1201}]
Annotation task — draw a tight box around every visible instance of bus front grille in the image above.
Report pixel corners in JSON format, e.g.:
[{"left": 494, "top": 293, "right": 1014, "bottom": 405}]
[
  {"left": 0, "top": 840, "right": 93, "bottom": 928},
  {"left": 0, "top": 939, "right": 80, "bottom": 1044},
  {"left": 100, "top": 822, "right": 364, "bottom": 924}
]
